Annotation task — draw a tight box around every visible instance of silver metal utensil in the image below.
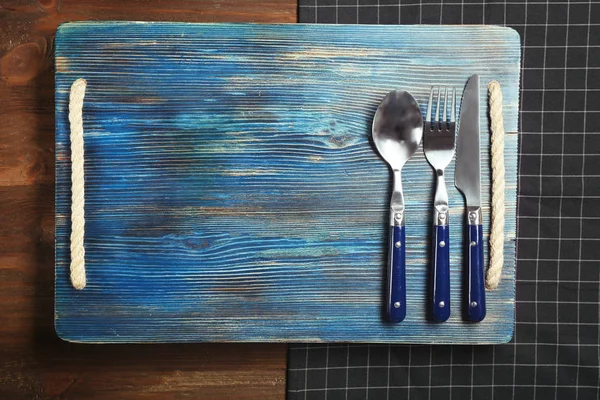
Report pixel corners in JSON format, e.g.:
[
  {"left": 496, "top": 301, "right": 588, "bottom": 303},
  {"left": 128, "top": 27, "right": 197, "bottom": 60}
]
[
  {"left": 372, "top": 90, "right": 424, "bottom": 322},
  {"left": 455, "top": 74, "right": 486, "bottom": 322},
  {"left": 424, "top": 87, "right": 457, "bottom": 322}
]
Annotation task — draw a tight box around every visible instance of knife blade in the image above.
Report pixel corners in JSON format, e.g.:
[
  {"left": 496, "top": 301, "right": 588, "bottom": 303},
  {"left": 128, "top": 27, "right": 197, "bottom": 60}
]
[
  {"left": 455, "top": 75, "right": 481, "bottom": 206},
  {"left": 455, "top": 74, "right": 486, "bottom": 322}
]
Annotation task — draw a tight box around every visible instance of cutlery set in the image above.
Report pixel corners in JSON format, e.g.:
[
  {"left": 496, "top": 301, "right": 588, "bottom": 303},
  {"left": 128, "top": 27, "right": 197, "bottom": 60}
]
[{"left": 373, "top": 75, "right": 485, "bottom": 324}]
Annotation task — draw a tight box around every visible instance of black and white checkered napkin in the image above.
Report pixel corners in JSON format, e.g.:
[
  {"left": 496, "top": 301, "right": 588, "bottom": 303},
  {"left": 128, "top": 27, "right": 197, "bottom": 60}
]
[{"left": 289, "top": 1, "right": 600, "bottom": 399}]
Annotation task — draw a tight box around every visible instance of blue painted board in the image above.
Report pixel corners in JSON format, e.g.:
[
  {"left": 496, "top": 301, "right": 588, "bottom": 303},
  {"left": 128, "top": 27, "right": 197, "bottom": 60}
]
[{"left": 55, "top": 22, "right": 521, "bottom": 343}]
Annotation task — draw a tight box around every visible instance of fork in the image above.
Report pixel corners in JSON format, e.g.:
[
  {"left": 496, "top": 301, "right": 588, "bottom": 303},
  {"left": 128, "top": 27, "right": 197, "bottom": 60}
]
[{"left": 424, "top": 87, "right": 456, "bottom": 322}]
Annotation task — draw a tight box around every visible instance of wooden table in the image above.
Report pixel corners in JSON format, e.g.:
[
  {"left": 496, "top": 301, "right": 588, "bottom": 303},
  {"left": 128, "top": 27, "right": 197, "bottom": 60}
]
[{"left": 0, "top": 2, "right": 296, "bottom": 398}]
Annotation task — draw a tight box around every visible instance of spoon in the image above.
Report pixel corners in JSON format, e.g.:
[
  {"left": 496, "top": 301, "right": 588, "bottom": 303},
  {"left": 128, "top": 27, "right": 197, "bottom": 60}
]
[{"left": 372, "top": 90, "right": 424, "bottom": 322}]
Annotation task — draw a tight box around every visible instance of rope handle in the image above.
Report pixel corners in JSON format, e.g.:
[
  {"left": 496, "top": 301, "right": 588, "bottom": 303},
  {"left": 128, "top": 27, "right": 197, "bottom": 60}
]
[
  {"left": 69, "top": 78, "right": 87, "bottom": 290},
  {"left": 486, "top": 81, "right": 506, "bottom": 290}
]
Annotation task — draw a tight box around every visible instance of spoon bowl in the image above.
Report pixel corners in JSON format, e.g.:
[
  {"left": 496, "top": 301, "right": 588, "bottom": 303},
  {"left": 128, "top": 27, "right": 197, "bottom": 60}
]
[{"left": 372, "top": 90, "right": 424, "bottom": 169}]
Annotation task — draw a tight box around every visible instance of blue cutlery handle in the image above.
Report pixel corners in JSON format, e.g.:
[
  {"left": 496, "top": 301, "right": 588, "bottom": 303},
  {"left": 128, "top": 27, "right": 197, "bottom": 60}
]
[
  {"left": 467, "top": 224, "right": 486, "bottom": 322},
  {"left": 431, "top": 224, "right": 450, "bottom": 322},
  {"left": 387, "top": 225, "right": 406, "bottom": 322}
]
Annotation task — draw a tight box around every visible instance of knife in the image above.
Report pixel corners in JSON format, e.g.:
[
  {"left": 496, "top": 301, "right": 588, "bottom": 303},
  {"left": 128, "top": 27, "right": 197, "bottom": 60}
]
[{"left": 455, "top": 74, "right": 486, "bottom": 322}]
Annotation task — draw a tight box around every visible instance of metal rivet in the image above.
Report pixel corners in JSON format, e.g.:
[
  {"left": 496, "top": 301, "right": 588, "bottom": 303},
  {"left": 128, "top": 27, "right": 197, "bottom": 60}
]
[
  {"left": 470, "top": 241, "right": 477, "bottom": 247},
  {"left": 439, "top": 301, "right": 445, "bottom": 308},
  {"left": 395, "top": 213, "right": 402, "bottom": 221},
  {"left": 394, "top": 302, "right": 401, "bottom": 309},
  {"left": 395, "top": 241, "right": 402, "bottom": 248},
  {"left": 439, "top": 213, "right": 446, "bottom": 220},
  {"left": 439, "top": 241, "right": 446, "bottom": 247},
  {"left": 471, "top": 301, "right": 478, "bottom": 308}
]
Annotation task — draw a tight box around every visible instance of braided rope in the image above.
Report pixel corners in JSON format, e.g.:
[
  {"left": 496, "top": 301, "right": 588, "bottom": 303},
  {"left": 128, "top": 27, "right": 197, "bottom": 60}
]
[
  {"left": 486, "top": 80, "right": 506, "bottom": 290},
  {"left": 69, "top": 78, "right": 87, "bottom": 290}
]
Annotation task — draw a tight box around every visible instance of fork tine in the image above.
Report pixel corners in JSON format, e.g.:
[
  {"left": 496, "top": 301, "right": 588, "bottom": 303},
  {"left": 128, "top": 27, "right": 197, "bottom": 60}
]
[
  {"left": 426, "top": 87, "right": 434, "bottom": 124},
  {"left": 443, "top": 87, "right": 448, "bottom": 128},
  {"left": 450, "top": 87, "right": 456, "bottom": 123},
  {"left": 435, "top": 87, "right": 441, "bottom": 128}
]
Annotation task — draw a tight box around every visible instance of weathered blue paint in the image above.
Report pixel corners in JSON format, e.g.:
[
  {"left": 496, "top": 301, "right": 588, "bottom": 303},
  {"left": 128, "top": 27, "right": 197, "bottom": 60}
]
[{"left": 55, "top": 22, "right": 521, "bottom": 343}]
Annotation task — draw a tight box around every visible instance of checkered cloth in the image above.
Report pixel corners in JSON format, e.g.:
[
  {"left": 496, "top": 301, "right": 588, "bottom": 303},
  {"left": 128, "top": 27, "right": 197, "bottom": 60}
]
[{"left": 289, "top": 1, "right": 600, "bottom": 399}]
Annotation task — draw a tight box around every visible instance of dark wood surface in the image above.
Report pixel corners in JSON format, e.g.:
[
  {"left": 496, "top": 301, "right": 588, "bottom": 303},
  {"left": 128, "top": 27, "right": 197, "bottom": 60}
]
[{"left": 0, "top": 1, "right": 295, "bottom": 399}]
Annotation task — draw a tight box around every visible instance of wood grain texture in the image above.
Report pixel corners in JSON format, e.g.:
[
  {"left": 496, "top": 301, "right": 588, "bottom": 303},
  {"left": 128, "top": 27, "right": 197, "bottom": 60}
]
[
  {"left": 55, "top": 22, "right": 521, "bottom": 344},
  {"left": 1, "top": 2, "right": 293, "bottom": 399}
]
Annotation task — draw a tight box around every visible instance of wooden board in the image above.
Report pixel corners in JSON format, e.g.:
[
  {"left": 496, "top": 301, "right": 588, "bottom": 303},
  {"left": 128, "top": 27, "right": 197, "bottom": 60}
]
[{"left": 55, "top": 22, "right": 521, "bottom": 343}]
